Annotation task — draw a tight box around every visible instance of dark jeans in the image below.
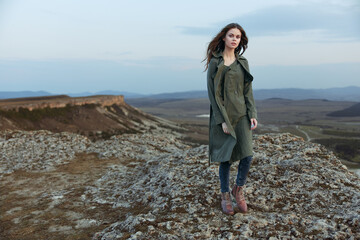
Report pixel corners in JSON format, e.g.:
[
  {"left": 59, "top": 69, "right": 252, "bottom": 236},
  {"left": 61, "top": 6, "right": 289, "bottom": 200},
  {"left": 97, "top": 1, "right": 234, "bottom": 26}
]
[{"left": 219, "top": 156, "right": 253, "bottom": 193}]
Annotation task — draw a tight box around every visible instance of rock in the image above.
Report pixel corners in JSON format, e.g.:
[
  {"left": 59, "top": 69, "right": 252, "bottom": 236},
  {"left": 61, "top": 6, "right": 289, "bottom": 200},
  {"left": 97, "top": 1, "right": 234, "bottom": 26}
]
[
  {"left": 0, "top": 130, "right": 92, "bottom": 174},
  {"left": 1, "top": 130, "right": 359, "bottom": 239},
  {"left": 75, "top": 219, "right": 99, "bottom": 229}
]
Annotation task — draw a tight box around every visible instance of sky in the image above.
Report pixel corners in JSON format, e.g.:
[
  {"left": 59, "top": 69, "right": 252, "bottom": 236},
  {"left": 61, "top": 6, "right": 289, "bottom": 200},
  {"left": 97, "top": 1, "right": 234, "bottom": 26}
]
[{"left": 0, "top": 0, "right": 359, "bottom": 94}]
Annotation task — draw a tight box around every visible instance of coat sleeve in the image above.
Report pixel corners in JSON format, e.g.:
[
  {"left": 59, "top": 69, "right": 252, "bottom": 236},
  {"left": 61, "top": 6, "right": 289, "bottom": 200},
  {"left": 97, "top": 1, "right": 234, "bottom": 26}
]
[
  {"left": 243, "top": 63, "right": 257, "bottom": 120},
  {"left": 207, "top": 58, "right": 225, "bottom": 125}
]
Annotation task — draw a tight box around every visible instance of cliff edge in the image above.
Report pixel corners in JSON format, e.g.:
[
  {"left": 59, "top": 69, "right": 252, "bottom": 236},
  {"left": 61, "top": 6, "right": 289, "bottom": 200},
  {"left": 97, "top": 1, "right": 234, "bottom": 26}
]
[
  {"left": 0, "top": 95, "right": 125, "bottom": 111},
  {"left": 0, "top": 131, "right": 359, "bottom": 239},
  {"left": 0, "top": 95, "right": 182, "bottom": 139}
]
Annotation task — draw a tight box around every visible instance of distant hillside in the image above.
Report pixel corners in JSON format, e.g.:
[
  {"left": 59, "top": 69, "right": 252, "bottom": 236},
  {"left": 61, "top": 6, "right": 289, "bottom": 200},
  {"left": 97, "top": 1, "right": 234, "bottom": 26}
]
[
  {"left": 67, "top": 90, "right": 145, "bottom": 98},
  {"left": 2, "top": 86, "right": 360, "bottom": 101},
  {"left": 140, "top": 86, "right": 360, "bottom": 101},
  {"left": 327, "top": 102, "right": 360, "bottom": 117},
  {"left": 0, "top": 91, "right": 53, "bottom": 99},
  {"left": 0, "top": 95, "right": 180, "bottom": 140},
  {"left": 0, "top": 95, "right": 69, "bottom": 103},
  {"left": 147, "top": 90, "right": 208, "bottom": 99},
  {"left": 0, "top": 91, "right": 145, "bottom": 99},
  {"left": 253, "top": 86, "right": 360, "bottom": 101}
]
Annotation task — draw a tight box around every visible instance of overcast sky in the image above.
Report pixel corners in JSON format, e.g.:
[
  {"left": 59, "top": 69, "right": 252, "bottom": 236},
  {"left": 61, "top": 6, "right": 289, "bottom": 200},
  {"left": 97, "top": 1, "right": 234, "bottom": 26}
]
[{"left": 0, "top": 0, "right": 359, "bottom": 94}]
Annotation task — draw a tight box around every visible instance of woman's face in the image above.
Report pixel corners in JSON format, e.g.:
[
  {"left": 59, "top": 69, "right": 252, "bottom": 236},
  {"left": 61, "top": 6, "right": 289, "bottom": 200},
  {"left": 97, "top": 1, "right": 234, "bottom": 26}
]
[{"left": 223, "top": 28, "right": 241, "bottom": 50}]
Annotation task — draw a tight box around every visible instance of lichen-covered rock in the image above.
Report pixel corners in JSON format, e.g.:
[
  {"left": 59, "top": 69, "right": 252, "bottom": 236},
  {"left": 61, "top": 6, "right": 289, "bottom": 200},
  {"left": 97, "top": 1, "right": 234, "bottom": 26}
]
[
  {"left": 91, "top": 133, "right": 359, "bottom": 240},
  {"left": 0, "top": 130, "right": 92, "bottom": 174},
  {"left": 0, "top": 130, "right": 359, "bottom": 239}
]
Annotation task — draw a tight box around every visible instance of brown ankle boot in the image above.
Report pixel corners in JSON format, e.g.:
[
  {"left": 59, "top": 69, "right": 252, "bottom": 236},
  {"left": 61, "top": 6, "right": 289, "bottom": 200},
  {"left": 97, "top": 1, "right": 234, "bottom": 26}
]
[
  {"left": 221, "top": 192, "right": 234, "bottom": 215},
  {"left": 231, "top": 185, "right": 248, "bottom": 213}
]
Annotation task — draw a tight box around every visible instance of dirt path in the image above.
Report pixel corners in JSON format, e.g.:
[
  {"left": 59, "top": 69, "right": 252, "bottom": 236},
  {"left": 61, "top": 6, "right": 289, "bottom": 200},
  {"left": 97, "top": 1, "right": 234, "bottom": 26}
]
[
  {"left": 0, "top": 153, "right": 127, "bottom": 240},
  {"left": 295, "top": 125, "right": 311, "bottom": 141}
]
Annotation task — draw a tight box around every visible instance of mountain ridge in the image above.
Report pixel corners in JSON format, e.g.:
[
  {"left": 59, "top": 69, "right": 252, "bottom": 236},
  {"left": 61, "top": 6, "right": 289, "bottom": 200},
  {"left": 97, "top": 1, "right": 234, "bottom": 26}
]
[{"left": 1, "top": 86, "right": 360, "bottom": 101}]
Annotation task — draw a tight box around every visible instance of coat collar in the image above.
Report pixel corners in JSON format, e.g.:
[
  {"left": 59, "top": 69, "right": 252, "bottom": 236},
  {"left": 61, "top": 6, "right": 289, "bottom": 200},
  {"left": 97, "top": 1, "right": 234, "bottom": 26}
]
[
  {"left": 212, "top": 50, "right": 250, "bottom": 72},
  {"left": 212, "top": 51, "right": 254, "bottom": 81},
  {"left": 212, "top": 50, "right": 247, "bottom": 62}
]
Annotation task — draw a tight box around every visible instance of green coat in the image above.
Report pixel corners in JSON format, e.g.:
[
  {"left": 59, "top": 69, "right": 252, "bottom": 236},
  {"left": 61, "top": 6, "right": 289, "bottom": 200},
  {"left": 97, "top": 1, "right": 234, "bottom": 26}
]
[{"left": 207, "top": 51, "right": 257, "bottom": 164}]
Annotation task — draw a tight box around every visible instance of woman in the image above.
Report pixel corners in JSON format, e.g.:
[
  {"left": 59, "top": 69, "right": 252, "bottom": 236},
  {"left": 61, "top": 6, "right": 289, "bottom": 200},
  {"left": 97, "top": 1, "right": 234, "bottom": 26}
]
[{"left": 204, "top": 23, "right": 257, "bottom": 215}]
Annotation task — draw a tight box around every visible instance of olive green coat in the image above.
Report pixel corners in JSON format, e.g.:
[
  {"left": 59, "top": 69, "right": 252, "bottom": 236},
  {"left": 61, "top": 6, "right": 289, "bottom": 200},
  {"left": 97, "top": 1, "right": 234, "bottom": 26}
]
[{"left": 207, "top": 51, "right": 257, "bottom": 164}]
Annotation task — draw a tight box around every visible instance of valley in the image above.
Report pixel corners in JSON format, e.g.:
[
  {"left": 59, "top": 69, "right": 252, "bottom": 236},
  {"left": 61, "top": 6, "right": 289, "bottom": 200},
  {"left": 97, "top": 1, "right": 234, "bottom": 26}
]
[{"left": 127, "top": 97, "right": 360, "bottom": 170}]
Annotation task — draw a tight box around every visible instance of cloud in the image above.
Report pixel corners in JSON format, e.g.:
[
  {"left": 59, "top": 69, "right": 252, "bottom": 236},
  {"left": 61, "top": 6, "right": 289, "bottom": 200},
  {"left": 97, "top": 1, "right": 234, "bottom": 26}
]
[{"left": 179, "top": 3, "right": 360, "bottom": 41}]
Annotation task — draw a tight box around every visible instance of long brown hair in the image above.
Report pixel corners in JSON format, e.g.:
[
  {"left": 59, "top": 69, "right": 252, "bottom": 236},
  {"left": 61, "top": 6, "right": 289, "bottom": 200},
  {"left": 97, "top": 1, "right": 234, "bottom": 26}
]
[{"left": 203, "top": 23, "right": 248, "bottom": 71}]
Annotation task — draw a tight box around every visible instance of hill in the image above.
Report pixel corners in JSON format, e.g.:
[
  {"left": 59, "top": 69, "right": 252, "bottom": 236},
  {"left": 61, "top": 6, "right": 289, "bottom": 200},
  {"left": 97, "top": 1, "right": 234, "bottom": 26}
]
[
  {"left": 253, "top": 86, "right": 360, "bottom": 101},
  {"left": 2, "top": 86, "right": 360, "bottom": 101},
  {"left": 114, "top": 86, "right": 360, "bottom": 101},
  {"left": 104, "top": 86, "right": 360, "bottom": 101},
  {"left": 0, "top": 90, "right": 53, "bottom": 99},
  {"left": 0, "top": 95, "right": 181, "bottom": 140},
  {"left": 0, "top": 91, "right": 145, "bottom": 100},
  {"left": 0, "top": 131, "right": 359, "bottom": 239},
  {"left": 127, "top": 86, "right": 360, "bottom": 101},
  {"left": 327, "top": 102, "right": 360, "bottom": 117}
]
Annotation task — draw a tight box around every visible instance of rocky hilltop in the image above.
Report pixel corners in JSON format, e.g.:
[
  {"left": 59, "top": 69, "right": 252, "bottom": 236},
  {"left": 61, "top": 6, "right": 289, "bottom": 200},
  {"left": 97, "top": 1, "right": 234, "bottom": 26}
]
[{"left": 0, "top": 127, "right": 359, "bottom": 239}]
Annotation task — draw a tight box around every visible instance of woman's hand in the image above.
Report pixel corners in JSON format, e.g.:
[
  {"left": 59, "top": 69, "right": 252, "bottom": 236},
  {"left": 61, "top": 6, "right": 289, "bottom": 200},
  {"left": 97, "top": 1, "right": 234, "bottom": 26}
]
[
  {"left": 250, "top": 118, "right": 258, "bottom": 130},
  {"left": 222, "top": 122, "right": 230, "bottom": 134}
]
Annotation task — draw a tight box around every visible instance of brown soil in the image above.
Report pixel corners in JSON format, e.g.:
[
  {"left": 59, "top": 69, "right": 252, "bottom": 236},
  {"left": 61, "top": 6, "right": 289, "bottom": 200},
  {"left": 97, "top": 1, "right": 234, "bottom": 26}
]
[{"left": 0, "top": 153, "right": 127, "bottom": 240}]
